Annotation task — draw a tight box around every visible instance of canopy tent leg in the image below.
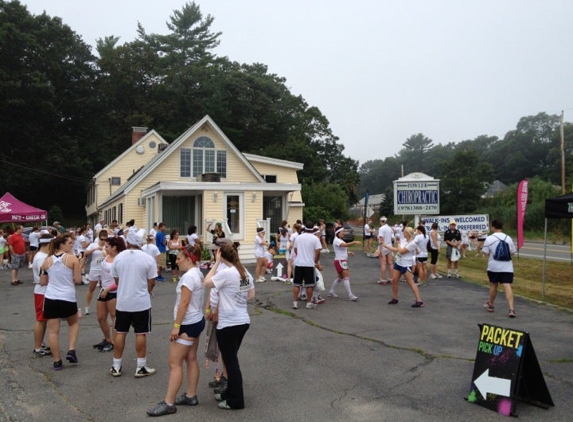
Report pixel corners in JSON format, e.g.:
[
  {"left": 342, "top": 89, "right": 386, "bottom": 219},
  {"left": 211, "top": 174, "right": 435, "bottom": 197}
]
[{"left": 542, "top": 218, "right": 548, "bottom": 299}]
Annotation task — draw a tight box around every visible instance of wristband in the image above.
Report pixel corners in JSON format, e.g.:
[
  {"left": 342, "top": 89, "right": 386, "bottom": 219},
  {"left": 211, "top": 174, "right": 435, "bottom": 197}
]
[
  {"left": 205, "top": 309, "right": 211, "bottom": 314},
  {"left": 173, "top": 323, "right": 181, "bottom": 328}
]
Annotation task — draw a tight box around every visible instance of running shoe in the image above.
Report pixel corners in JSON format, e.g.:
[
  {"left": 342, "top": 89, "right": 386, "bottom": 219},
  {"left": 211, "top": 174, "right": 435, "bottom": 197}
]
[
  {"left": 110, "top": 366, "right": 122, "bottom": 377},
  {"left": 33, "top": 349, "right": 51, "bottom": 358},
  {"left": 84, "top": 307, "right": 90, "bottom": 316},
  {"left": 388, "top": 298, "right": 399, "bottom": 305},
  {"left": 93, "top": 339, "right": 107, "bottom": 349},
  {"left": 156, "top": 276, "right": 165, "bottom": 282},
  {"left": 175, "top": 394, "right": 198, "bottom": 406},
  {"left": 100, "top": 341, "right": 114, "bottom": 352},
  {"left": 315, "top": 295, "right": 326, "bottom": 304},
  {"left": 218, "top": 400, "right": 232, "bottom": 410},
  {"left": 66, "top": 350, "right": 78, "bottom": 363},
  {"left": 327, "top": 291, "right": 339, "bottom": 298},
  {"left": 483, "top": 302, "right": 494, "bottom": 312},
  {"left": 146, "top": 401, "right": 176, "bottom": 416},
  {"left": 53, "top": 360, "right": 63, "bottom": 371},
  {"left": 411, "top": 301, "right": 425, "bottom": 308},
  {"left": 306, "top": 302, "right": 317, "bottom": 309},
  {"left": 429, "top": 274, "right": 437, "bottom": 279},
  {"left": 348, "top": 295, "right": 359, "bottom": 301},
  {"left": 509, "top": 309, "right": 516, "bottom": 318},
  {"left": 292, "top": 301, "right": 298, "bottom": 309},
  {"left": 135, "top": 365, "right": 156, "bottom": 378}
]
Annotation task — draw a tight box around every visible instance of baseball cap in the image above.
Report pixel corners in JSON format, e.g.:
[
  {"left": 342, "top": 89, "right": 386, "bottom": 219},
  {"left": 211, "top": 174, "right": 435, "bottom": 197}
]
[{"left": 449, "top": 220, "right": 457, "bottom": 225}]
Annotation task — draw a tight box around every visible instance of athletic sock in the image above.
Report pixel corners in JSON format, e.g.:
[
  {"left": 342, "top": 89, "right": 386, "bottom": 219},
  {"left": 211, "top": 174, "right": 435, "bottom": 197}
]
[
  {"left": 136, "top": 357, "right": 146, "bottom": 369},
  {"left": 113, "top": 358, "right": 122, "bottom": 369},
  {"left": 342, "top": 278, "right": 353, "bottom": 297}
]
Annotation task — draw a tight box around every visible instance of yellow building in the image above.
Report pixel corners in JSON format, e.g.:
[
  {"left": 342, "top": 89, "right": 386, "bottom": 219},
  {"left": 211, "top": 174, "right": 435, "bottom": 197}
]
[{"left": 85, "top": 116, "right": 304, "bottom": 262}]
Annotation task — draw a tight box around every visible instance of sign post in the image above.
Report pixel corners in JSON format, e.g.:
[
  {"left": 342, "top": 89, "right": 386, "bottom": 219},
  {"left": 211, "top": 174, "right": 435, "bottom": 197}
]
[{"left": 468, "top": 323, "right": 554, "bottom": 416}]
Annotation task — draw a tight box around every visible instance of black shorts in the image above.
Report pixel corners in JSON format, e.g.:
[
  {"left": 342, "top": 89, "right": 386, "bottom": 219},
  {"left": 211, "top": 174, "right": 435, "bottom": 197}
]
[
  {"left": 430, "top": 249, "right": 439, "bottom": 265},
  {"left": 43, "top": 298, "right": 78, "bottom": 319},
  {"left": 97, "top": 291, "right": 117, "bottom": 302},
  {"left": 487, "top": 271, "right": 514, "bottom": 284},
  {"left": 364, "top": 235, "right": 372, "bottom": 239},
  {"left": 179, "top": 318, "right": 205, "bottom": 338},
  {"left": 293, "top": 266, "right": 316, "bottom": 287},
  {"left": 115, "top": 308, "right": 152, "bottom": 334},
  {"left": 416, "top": 257, "right": 428, "bottom": 263}
]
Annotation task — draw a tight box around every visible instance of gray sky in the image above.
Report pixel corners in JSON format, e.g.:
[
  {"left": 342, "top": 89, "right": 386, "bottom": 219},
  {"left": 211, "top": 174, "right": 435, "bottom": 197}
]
[{"left": 21, "top": 0, "right": 573, "bottom": 166}]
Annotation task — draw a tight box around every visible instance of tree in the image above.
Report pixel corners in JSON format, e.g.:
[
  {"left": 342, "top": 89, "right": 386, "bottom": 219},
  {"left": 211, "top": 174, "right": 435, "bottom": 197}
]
[{"left": 440, "top": 149, "right": 494, "bottom": 214}]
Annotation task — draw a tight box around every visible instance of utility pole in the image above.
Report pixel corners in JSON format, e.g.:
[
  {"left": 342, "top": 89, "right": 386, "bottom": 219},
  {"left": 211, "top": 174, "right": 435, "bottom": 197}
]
[{"left": 561, "top": 110, "right": 566, "bottom": 194}]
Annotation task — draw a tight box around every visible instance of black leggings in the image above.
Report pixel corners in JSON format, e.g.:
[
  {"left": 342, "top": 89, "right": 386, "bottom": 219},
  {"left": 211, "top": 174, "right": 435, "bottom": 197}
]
[
  {"left": 169, "top": 253, "right": 178, "bottom": 270},
  {"left": 216, "top": 324, "right": 250, "bottom": 409},
  {"left": 430, "top": 248, "right": 439, "bottom": 265}
]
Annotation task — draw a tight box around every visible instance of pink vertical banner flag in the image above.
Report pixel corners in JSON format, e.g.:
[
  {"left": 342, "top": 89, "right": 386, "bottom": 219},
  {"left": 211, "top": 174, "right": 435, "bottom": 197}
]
[{"left": 516, "top": 180, "right": 529, "bottom": 249}]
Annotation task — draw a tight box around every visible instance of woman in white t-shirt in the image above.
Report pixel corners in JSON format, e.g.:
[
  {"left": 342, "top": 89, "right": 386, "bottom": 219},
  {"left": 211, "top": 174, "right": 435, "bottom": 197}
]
[
  {"left": 328, "top": 227, "right": 360, "bottom": 300},
  {"left": 84, "top": 229, "right": 108, "bottom": 316},
  {"left": 186, "top": 225, "right": 202, "bottom": 248},
  {"left": 147, "top": 243, "right": 205, "bottom": 416},
  {"left": 203, "top": 243, "right": 255, "bottom": 410},
  {"left": 380, "top": 227, "right": 424, "bottom": 308},
  {"left": 286, "top": 223, "right": 302, "bottom": 284},
  {"left": 414, "top": 226, "right": 429, "bottom": 287},
  {"left": 253, "top": 227, "right": 268, "bottom": 283}
]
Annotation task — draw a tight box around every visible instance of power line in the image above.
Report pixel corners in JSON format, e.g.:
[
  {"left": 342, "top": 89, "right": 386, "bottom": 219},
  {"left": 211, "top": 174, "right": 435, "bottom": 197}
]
[{"left": 0, "top": 158, "right": 89, "bottom": 185}]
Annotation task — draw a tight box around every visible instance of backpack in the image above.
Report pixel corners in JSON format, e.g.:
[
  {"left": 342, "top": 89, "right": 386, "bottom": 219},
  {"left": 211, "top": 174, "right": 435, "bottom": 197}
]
[{"left": 493, "top": 235, "right": 511, "bottom": 261}]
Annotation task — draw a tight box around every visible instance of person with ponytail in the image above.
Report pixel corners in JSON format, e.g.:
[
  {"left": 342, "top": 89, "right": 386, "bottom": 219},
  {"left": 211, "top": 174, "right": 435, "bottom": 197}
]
[
  {"left": 147, "top": 243, "right": 205, "bottom": 417},
  {"left": 40, "top": 234, "right": 82, "bottom": 371},
  {"left": 202, "top": 243, "right": 255, "bottom": 410},
  {"left": 328, "top": 227, "right": 360, "bottom": 301}
]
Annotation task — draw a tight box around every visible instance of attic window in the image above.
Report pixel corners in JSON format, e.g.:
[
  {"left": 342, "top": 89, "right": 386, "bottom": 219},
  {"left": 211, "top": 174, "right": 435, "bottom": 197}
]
[
  {"left": 263, "top": 175, "right": 277, "bottom": 183},
  {"left": 110, "top": 177, "right": 121, "bottom": 186},
  {"left": 180, "top": 136, "right": 227, "bottom": 178}
]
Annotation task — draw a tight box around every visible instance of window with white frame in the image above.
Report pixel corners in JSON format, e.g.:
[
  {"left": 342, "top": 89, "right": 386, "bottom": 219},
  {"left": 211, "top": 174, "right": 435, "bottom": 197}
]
[{"left": 180, "top": 136, "right": 227, "bottom": 178}]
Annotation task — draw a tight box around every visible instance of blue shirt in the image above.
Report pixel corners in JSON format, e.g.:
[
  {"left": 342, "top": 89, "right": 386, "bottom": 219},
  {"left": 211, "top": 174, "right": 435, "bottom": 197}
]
[{"left": 156, "top": 231, "right": 167, "bottom": 253}]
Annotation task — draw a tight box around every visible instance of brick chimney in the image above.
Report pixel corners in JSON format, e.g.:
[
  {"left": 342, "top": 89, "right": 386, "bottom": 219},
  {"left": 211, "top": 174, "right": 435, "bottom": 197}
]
[{"left": 132, "top": 127, "right": 148, "bottom": 144}]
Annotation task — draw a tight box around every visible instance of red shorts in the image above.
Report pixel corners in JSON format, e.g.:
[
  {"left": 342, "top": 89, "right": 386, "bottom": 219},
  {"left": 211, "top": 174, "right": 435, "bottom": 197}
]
[
  {"left": 334, "top": 260, "right": 349, "bottom": 273},
  {"left": 34, "top": 293, "right": 47, "bottom": 322}
]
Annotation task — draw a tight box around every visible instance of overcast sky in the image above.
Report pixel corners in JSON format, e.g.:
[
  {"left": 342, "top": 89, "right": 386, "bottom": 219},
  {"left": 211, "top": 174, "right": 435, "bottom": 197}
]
[{"left": 21, "top": 0, "right": 573, "bottom": 166}]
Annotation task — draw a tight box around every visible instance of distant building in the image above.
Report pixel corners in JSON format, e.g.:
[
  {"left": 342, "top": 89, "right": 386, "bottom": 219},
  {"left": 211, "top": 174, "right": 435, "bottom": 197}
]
[
  {"left": 483, "top": 180, "right": 508, "bottom": 198},
  {"left": 351, "top": 193, "right": 386, "bottom": 217}
]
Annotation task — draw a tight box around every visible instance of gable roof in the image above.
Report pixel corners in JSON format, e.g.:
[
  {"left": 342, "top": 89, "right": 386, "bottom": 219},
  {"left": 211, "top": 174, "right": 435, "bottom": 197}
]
[
  {"left": 243, "top": 153, "right": 304, "bottom": 170},
  {"left": 99, "top": 115, "right": 266, "bottom": 208},
  {"left": 93, "top": 129, "right": 168, "bottom": 179}
]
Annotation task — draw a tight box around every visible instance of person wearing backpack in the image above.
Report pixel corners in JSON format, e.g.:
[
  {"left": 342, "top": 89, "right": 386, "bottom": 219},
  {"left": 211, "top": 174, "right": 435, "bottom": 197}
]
[{"left": 481, "top": 219, "right": 517, "bottom": 318}]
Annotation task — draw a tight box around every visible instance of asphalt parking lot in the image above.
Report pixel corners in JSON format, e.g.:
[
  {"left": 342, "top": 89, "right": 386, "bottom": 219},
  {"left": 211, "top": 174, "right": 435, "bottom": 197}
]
[{"left": 0, "top": 252, "right": 571, "bottom": 421}]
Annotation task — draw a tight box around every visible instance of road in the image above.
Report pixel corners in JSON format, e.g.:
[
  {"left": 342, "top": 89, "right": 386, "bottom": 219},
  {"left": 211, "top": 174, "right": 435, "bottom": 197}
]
[{"left": 517, "top": 241, "right": 573, "bottom": 262}]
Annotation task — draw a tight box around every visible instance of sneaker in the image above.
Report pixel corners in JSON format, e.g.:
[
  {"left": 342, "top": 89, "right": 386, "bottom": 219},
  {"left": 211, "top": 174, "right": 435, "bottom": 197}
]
[
  {"left": 306, "top": 302, "right": 317, "bottom": 309},
  {"left": 483, "top": 302, "right": 494, "bottom": 312},
  {"left": 213, "top": 379, "right": 228, "bottom": 395},
  {"left": 377, "top": 279, "right": 388, "bottom": 285},
  {"left": 429, "top": 274, "right": 437, "bottom": 279},
  {"left": 172, "top": 277, "right": 177, "bottom": 282},
  {"left": 84, "top": 307, "right": 90, "bottom": 316},
  {"left": 146, "top": 400, "right": 177, "bottom": 417},
  {"left": 256, "top": 276, "right": 266, "bottom": 283},
  {"left": 110, "top": 366, "right": 122, "bottom": 377},
  {"left": 41, "top": 344, "right": 52, "bottom": 356},
  {"left": 447, "top": 273, "right": 451, "bottom": 278},
  {"left": 175, "top": 393, "right": 198, "bottom": 406},
  {"left": 509, "top": 309, "right": 516, "bottom": 318},
  {"left": 411, "top": 301, "right": 425, "bottom": 308},
  {"left": 284, "top": 279, "right": 292, "bottom": 285},
  {"left": 156, "top": 276, "right": 165, "bottom": 282},
  {"left": 218, "top": 400, "right": 232, "bottom": 410},
  {"left": 436, "top": 274, "right": 443, "bottom": 279},
  {"left": 28, "top": 263, "right": 33, "bottom": 269},
  {"left": 292, "top": 301, "right": 298, "bottom": 309},
  {"left": 93, "top": 339, "right": 107, "bottom": 349},
  {"left": 214, "top": 393, "right": 223, "bottom": 402},
  {"left": 348, "top": 295, "right": 359, "bottom": 301},
  {"left": 208, "top": 376, "right": 222, "bottom": 388},
  {"left": 327, "top": 291, "right": 339, "bottom": 298},
  {"left": 418, "top": 282, "right": 427, "bottom": 287},
  {"left": 53, "top": 360, "right": 63, "bottom": 371},
  {"left": 135, "top": 365, "right": 156, "bottom": 378},
  {"left": 300, "top": 294, "right": 307, "bottom": 301},
  {"left": 454, "top": 273, "right": 460, "bottom": 279},
  {"left": 315, "top": 295, "right": 326, "bottom": 304},
  {"left": 33, "top": 349, "right": 51, "bottom": 358},
  {"left": 101, "top": 341, "right": 114, "bottom": 352},
  {"left": 66, "top": 350, "right": 78, "bottom": 363},
  {"left": 388, "top": 298, "right": 399, "bottom": 305}
]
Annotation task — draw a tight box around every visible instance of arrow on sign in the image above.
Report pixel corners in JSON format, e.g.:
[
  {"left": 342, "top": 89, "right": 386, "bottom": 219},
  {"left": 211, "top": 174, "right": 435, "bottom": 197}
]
[{"left": 474, "top": 368, "right": 511, "bottom": 398}]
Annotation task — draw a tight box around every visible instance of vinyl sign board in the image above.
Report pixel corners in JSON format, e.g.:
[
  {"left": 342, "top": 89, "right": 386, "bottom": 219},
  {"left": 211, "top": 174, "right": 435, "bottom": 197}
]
[
  {"left": 422, "top": 215, "right": 489, "bottom": 233},
  {"left": 394, "top": 180, "right": 439, "bottom": 215}
]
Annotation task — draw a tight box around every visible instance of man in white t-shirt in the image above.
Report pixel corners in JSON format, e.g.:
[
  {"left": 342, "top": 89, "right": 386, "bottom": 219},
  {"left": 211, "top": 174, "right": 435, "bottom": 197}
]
[
  {"left": 292, "top": 222, "right": 323, "bottom": 310},
  {"left": 110, "top": 229, "right": 158, "bottom": 378},
  {"left": 377, "top": 217, "right": 394, "bottom": 284}
]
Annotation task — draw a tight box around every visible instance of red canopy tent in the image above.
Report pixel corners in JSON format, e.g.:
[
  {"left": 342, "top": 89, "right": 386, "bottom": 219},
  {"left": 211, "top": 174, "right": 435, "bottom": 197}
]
[{"left": 0, "top": 193, "right": 47, "bottom": 223}]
